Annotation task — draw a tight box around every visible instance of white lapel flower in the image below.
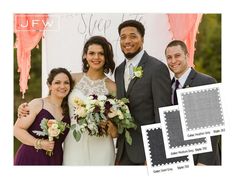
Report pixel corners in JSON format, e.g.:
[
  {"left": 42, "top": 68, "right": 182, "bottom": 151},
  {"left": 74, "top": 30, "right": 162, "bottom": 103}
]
[{"left": 133, "top": 66, "right": 143, "bottom": 78}]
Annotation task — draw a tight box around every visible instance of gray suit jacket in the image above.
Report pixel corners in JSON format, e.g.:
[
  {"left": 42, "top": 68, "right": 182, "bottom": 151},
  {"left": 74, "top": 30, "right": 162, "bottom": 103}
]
[
  {"left": 182, "top": 68, "right": 221, "bottom": 165},
  {"left": 115, "top": 51, "right": 172, "bottom": 164}
]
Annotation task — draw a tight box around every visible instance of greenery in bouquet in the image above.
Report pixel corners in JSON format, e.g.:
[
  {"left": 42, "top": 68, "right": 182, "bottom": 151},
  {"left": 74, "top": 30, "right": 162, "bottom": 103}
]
[
  {"left": 32, "top": 118, "right": 69, "bottom": 156},
  {"left": 71, "top": 94, "right": 137, "bottom": 145},
  {"left": 105, "top": 97, "right": 137, "bottom": 145},
  {"left": 71, "top": 95, "right": 109, "bottom": 142}
]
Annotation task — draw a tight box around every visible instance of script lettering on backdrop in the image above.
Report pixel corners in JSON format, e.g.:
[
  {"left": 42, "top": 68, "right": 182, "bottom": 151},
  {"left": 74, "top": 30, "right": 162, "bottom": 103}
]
[
  {"left": 77, "top": 13, "right": 144, "bottom": 40},
  {"left": 42, "top": 13, "right": 172, "bottom": 97},
  {"left": 77, "top": 14, "right": 111, "bottom": 43},
  {"left": 76, "top": 13, "right": 145, "bottom": 58}
]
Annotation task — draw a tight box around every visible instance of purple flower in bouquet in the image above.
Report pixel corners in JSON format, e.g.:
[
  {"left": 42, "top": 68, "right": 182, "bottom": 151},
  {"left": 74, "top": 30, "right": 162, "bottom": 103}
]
[{"left": 70, "top": 95, "right": 137, "bottom": 145}]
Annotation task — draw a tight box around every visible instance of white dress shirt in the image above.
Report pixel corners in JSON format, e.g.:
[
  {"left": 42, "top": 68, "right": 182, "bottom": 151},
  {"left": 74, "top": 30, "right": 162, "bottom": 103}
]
[
  {"left": 124, "top": 50, "right": 144, "bottom": 90},
  {"left": 171, "top": 67, "right": 192, "bottom": 103}
]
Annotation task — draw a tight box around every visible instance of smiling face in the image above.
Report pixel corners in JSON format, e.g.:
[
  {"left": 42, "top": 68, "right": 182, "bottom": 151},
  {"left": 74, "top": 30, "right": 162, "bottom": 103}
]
[
  {"left": 165, "top": 45, "right": 189, "bottom": 78},
  {"left": 48, "top": 73, "right": 71, "bottom": 99},
  {"left": 120, "top": 26, "right": 144, "bottom": 59},
  {"left": 84, "top": 44, "right": 105, "bottom": 72}
]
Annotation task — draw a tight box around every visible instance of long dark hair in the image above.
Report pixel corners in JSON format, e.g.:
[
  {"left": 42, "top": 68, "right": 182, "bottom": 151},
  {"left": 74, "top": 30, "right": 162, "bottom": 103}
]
[
  {"left": 47, "top": 68, "right": 74, "bottom": 116},
  {"left": 82, "top": 36, "right": 115, "bottom": 74}
]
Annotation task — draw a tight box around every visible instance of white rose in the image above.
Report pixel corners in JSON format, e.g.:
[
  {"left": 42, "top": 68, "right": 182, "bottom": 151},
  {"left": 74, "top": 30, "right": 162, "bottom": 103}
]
[
  {"left": 51, "top": 123, "right": 58, "bottom": 129},
  {"left": 48, "top": 127, "right": 60, "bottom": 137},
  {"left": 88, "top": 106, "right": 95, "bottom": 113},
  {"left": 111, "top": 100, "right": 116, "bottom": 105},
  {"left": 100, "top": 107, "right": 105, "bottom": 113},
  {"left": 98, "top": 95, "right": 107, "bottom": 101},
  {"left": 94, "top": 100, "right": 100, "bottom": 106},
  {"left": 77, "top": 107, "right": 87, "bottom": 117},
  {"left": 90, "top": 99, "right": 96, "bottom": 105},
  {"left": 99, "top": 101, "right": 104, "bottom": 107},
  {"left": 86, "top": 103, "right": 91, "bottom": 110},
  {"left": 88, "top": 96, "right": 94, "bottom": 100},
  {"left": 119, "top": 101, "right": 125, "bottom": 106},
  {"left": 117, "top": 110, "right": 124, "bottom": 119}
]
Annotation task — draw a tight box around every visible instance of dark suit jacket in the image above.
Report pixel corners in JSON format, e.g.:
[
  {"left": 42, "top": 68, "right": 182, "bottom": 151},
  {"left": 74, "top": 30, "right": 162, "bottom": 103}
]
[
  {"left": 183, "top": 68, "right": 221, "bottom": 165},
  {"left": 114, "top": 51, "right": 172, "bottom": 164}
]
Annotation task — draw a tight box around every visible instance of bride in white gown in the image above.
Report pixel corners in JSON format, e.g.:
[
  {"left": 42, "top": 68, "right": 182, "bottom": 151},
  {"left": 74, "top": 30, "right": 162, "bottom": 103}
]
[{"left": 63, "top": 36, "right": 117, "bottom": 165}]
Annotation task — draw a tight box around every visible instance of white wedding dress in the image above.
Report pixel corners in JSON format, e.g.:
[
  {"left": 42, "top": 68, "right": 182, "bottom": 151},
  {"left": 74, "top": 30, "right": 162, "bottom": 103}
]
[{"left": 63, "top": 74, "right": 115, "bottom": 165}]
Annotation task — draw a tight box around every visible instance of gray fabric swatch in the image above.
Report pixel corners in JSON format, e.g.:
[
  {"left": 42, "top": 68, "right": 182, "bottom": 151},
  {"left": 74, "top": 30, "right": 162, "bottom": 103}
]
[
  {"left": 181, "top": 88, "right": 224, "bottom": 130},
  {"left": 164, "top": 110, "right": 206, "bottom": 148},
  {"left": 147, "top": 128, "right": 188, "bottom": 167}
]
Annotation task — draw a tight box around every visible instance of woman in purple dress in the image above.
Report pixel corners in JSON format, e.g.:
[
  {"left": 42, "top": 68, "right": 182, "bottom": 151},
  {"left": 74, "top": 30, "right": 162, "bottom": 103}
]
[{"left": 14, "top": 68, "right": 73, "bottom": 165}]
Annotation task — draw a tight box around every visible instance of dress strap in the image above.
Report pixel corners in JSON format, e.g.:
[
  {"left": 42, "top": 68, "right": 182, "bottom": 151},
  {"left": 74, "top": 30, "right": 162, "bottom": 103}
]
[{"left": 41, "top": 98, "right": 44, "bottom": 109}]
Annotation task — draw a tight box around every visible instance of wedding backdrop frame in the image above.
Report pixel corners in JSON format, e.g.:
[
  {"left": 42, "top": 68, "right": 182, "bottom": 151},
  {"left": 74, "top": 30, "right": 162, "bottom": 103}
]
[{"left": 14, "top": 13, "right": 202, "bottom": 98}]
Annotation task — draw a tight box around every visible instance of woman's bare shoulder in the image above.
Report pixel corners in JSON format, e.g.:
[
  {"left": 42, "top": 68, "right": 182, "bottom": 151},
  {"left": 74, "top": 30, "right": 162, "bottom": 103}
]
[
  {"left": 27, "top": 98, "right": 44, "bottom": 114},
  {"left": 71, "top": 72, "right": 84, "bottom": 83},
  {"left": 105, "top": 78, "right": 117, "bottom": 96}
]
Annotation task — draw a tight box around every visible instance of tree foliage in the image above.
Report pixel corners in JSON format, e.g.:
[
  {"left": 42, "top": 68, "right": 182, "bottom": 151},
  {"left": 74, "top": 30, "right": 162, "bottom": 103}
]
[
  {"left": 194, "top": 14, "right": 221, "bottom": 82},
  {"left": 14, "top": 39, "right": 42, "bottom": 154}
]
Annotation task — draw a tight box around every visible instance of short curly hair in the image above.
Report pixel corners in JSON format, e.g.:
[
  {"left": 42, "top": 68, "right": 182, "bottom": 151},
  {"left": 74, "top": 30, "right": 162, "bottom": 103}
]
[{"left": 118, "top": 20, "right": 145, "bottom": 37}]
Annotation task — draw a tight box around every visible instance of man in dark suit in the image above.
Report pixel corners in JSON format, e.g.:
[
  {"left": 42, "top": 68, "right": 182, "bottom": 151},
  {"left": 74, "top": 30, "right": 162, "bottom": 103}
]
[
  {"left": 115, "top": 20, "right": 172, "bottom": 165},
  {"left": 165, "top": 40, "right": 221, "bottom": 165}
]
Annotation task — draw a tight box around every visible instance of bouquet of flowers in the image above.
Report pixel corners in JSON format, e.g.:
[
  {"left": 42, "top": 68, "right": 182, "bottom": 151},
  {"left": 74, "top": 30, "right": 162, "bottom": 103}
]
[
  {"left": 106, "top": 96, "right": 137, "bottom": 145},
  {"left": 33, "top": 118, "right": 69, "bottom": 156},
  {"left": 71, "top": 94, "right": 137, "bottom": 145},
  {"left": 71, "top": 95, "right": 110, "bottom": 141}
]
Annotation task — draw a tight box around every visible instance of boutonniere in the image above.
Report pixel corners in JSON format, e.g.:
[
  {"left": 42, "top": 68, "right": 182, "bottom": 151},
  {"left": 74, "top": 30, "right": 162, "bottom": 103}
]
[{"left": 133, "top": 66, "right": 143, "bottom": 78}]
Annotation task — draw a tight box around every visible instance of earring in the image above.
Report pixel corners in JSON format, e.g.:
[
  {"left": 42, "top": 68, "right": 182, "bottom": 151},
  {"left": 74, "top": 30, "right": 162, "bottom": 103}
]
[
  {"left": 103, "top": 64, "right": 108, "bottom": 74},
  {"left": 104, "top": 67, "right": 108, "bottom": 74},
  {"left": 86, "top": 63, "right": 89, "bottom": 68}
]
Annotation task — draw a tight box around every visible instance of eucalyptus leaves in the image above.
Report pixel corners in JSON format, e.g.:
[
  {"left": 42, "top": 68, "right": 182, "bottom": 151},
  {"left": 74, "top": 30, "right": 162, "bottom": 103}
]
[{"left": 71, "top": 94, "right": 136, "bottom": 145}]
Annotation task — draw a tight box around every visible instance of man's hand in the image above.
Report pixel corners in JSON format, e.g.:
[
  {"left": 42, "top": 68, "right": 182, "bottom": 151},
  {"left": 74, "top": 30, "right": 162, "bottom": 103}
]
[{"left": 18, "top": 102, "right": 29, "bottom": 118}]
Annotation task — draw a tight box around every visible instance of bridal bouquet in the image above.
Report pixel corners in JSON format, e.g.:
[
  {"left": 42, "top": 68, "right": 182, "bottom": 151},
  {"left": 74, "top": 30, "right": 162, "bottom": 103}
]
[
  {"left": 33, "top": 118, "right": 69, "bottom": 156},
  {"left": 71, "top": 95, "right": 106, "bottom": 140},
  {"left": 71, "top": 94, "right": 137, "bottom": 145}
]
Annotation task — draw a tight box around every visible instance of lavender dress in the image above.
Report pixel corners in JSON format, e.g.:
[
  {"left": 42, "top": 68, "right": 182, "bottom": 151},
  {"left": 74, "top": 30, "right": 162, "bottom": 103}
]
[{"left": 14, "top": 109, "right": 70, "bottom": 165}]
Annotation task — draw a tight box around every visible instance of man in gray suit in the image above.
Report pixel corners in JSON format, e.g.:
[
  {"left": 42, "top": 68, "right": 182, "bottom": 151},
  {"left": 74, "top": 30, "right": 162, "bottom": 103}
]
[
  {"left": 165, "top": 40, "right": 221, "bottom": 165},
  {"left": 115, "top": 20, "right": 172, "bottom": 165}
]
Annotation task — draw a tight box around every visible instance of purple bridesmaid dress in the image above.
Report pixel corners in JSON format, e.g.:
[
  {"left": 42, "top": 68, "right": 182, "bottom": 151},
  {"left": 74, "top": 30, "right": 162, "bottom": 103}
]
[{"left": 14, "top": 109, "right": 70, "bottom": 165}]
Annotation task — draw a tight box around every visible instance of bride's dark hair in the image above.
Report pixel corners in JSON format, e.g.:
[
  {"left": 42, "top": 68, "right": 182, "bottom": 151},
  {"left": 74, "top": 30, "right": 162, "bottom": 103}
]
[{"left": 82, "top": 36, "right": 115, "bottom": 74}]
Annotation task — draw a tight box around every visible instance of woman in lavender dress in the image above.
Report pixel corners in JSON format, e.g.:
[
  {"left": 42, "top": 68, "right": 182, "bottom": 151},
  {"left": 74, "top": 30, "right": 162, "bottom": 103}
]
[{"left": 14, "top": 68, "right": 73, "bottom": 165}]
